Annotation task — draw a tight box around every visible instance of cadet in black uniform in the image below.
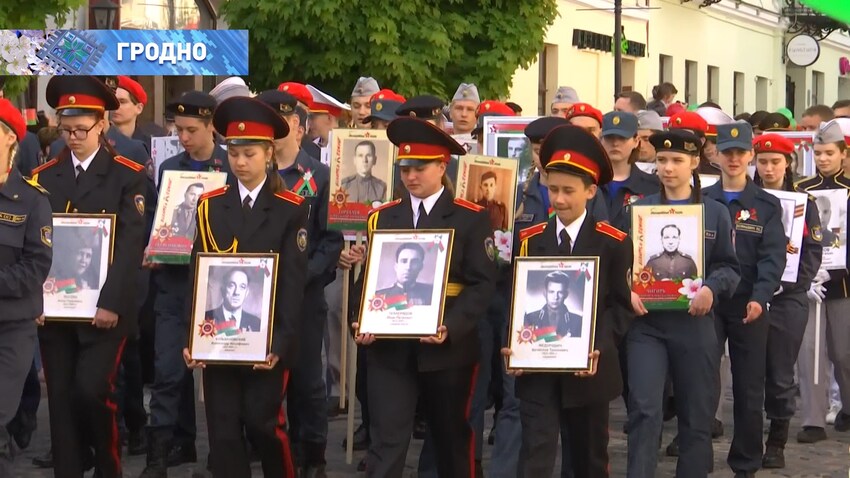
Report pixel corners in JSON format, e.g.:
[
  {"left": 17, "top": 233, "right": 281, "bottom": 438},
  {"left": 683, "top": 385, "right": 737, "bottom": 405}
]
[
  {"left": 795, "top": 120, "right": 850, "bottom": 441},
  {"left": 752, "top": 133, "right": 823, "bottom": 469},
  {"left": 0, "top": 98, "right": 53, "bottom": 477},
  {"left": 139, "top": 90, "right": 230, "bottom": 477},
  {"left": 32, "top": 75, "right": 147, "bottom": 478},
  {"left": 182, "top": 96, "right": 308, "bottom": 478},
  {"left": 624, "top": 130, "right": 740, "bottom": 477},
  {"left": 349, "top": 117, "right": 496, "bottom": 477},
  {"left": 257, "top": 89, "right": 344, "bottom": 477},
  {"left": 506, "top": 125, "right": 634, "bottom": 478},
  {"left": 703, "top": 122, "right": 786, "bottom": 478}
]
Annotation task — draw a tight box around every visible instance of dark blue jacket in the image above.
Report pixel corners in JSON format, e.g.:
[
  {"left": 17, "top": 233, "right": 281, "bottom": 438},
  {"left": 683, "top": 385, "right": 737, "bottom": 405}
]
[{"left": 596, "top": 164, "right": 660, "bottom": 226}]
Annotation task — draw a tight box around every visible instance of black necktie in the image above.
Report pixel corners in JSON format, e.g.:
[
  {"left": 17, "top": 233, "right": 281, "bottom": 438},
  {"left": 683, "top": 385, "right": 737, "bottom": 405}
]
[
  {"left": 75, "top": 164, "right": 84, "bottom": 183},
  {"left": 242, "top": 196, "right": 252, "bottom": 219},
  {"left": 559, "top": 229, "right": 571, "bottom": 254},
  {"left": 416, "top": 202, "right": 427, "bottom": 228}
]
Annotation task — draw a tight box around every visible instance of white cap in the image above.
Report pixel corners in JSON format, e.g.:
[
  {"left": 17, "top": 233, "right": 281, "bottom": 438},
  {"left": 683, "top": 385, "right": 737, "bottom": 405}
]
[
  {"left": 815, "top": 120, "right": 846, "bottom": 144},
  {"left": 551, "top": 86, "right": 580, "bottom": 105},
  {"left": 696, "top": 106, "right": 734, "bottom": 126},
  {"left": 307, "top": 84, "right": 350, "bottom": 114},
  {"left": 351, "top": 77, "right": 380, "bottom": 98},
  {"left": 833, "top": 117, "right": 850, "bottom": 138},
  {"left": 636, "top": 110, "right": 664, "bottom": 131},
  {"left": 452, "top": 83, "right": 480, "bottom": 103},
  {"left": 209, "top": 76, "right": 251, "bottom": 102}
]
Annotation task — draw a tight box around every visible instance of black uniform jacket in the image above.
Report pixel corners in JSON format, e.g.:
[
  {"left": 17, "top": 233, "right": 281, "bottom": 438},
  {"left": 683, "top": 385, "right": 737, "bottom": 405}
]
[
  {"left": 0, "top": 169, "right": 53, "bottom": 321},
  {"left": 191, "top": 181, "right": 308, "bottom": 368},
  {"left": 355, "top": 191, "right": 497, "bottom": 372},
  {"left": 515, "top": 215, "right": 634, "bottom": 408},
  {"left": 33, "top": 147, "right": 147, "bottom": 337}
]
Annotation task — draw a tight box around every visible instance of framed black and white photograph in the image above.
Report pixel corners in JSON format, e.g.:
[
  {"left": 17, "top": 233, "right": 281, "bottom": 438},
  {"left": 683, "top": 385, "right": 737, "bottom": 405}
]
[
  {"left": 631, "top": 204, "right": 704, "bottom": 310},
  {"left": 188, "top": 253, "right": 278, "bottom": 364},
  {"left": 809, "top": 189, "right": 847, "bottom": 270},
  {"left": 358, "top": 230, "right": 454, "bottom": 337},
  {"left": 481, "top": 116, "right": 538, "bottom": 185},
  {"left": 507, "top": 257, "right": 599, "bottom": 372},
  {"left": 764, "top": 189, "right": 808, "bottom": 282},
  {"left": 43, "top": 214, "right": 115, "bottom": 321},
  {"left": 146, "top": 170, "right": 228, "bottom": 264}
]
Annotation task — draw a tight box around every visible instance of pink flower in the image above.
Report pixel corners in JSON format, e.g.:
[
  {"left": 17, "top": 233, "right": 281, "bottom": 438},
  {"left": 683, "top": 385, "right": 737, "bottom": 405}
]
[{"left": 677, "top": 278, "right": 703, "bottom": 299}]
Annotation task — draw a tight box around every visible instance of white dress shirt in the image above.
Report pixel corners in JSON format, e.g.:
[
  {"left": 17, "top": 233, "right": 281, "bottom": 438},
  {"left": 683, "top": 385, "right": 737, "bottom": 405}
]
[
  {"left": 411, "top": 187, "right": 445, "bottom": 226},
  {"left": 237, "top": 176, "right": 267, "bottom": 208},
  {"left": 555, "top": 209, "right": 587, "bottom": 251},
  {"left": 71, "top": 148, "right": 99, "bottom": 173}
]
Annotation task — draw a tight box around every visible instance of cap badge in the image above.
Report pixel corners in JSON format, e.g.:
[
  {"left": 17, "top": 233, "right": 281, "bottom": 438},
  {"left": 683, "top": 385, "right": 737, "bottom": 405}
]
[
  {"left": 684, "top": 142, "right": 697, "bottom": 152},
  {"left": 403, "top": 145, "right": 411, "bottom": 153},
  {"left": 563, "top": 153, "right": 571, "bottom": 161},
  {"left": 199, "top": 107, "right": 211, "bottom": 116},
  {"left": 68, "top": 96, "right": 76, "bottom": 104},
  {"left": 409, "top": 111, "right": 417, "bottom": 118},
  {"left": 283, "top": 85, "right": 289, "bottom": 91},
  {"left": 675, "top": 117, "right": 682, "bottom": 125},
  {"left": 613, "top": 116, "right": 621, "bottom": 125},
  {"left": 484, "top": 103, "right": 491, "bottom": 110},
  {"left": 580, "top": 105, "right": 586, "bottom": 112},
  {"left": 281, "top": 105, "right": 293, "bottom": 113},
  {"left": 375, "top": 102, "right": 383, "bottom": 111},
  {"left": 431, "top": 108, "right": 440, "bottom": 117},
  {"left": 378, "top": 94, "right": 385, "bottom": 99},
  {"left": 355, "top": 87, "right": 362, "bottom": 95},
  {"left": 663, "top": 139, "right": 672, "bottom": 148},
  {"left": 731, "top": 128, "right": 739, "bottom": 138},
  {"left": 773, "top": 123, "right": 779, "bottom": 128},
  {"left": 106, "top": 78, "right": 117, "bottom": 89},
  {"left": 462, "top": 89, "right": 468, "bottom": 98},
  {"left": 237, "top": 122, "right": 246, "bottom": 131},
  {"left": 765, "top": 141, "right": 772, "bottom": 148},
  {"left": 177, "top": 104, "right": 185, "bottom": 113}
]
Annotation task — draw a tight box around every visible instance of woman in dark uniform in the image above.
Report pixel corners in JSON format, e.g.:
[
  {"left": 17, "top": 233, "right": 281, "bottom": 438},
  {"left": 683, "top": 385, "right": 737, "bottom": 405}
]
[
  {"left": 624, "top": 129, "right": 740, "bottom": 477},
  {"left": 752, "top": 133, "right": 823, "bottom": 468},
  {"left": 182, "top": 96, "right": 308, "bottom": 478},
  {"left": 350, "top": 117, "right": 496, "bottom": 478},
  {"left": 0, "top": 98, "right": 53, "bottom": 476}
]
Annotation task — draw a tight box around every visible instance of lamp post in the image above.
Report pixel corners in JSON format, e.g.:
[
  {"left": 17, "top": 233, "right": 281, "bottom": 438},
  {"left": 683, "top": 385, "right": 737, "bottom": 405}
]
[{"left": 90, "top": 0, "right": 119, "bottom": 29}]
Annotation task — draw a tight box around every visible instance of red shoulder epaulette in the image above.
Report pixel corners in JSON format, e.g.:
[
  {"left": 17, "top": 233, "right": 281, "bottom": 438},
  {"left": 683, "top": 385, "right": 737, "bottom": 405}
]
[
  {"left": 199, "top": 185, "right": 229, "bottom": 201},
  {"left": 114, "top": 155, "right": 145, "bottom": 173},
  {"left": 368, "top": 198, "right": 401, "bottom": 215},
  {"left": 519, "top": 222, "right": 547, "bottom": 242},
  {"left": 596, "top": 221, "right": 627, "bottom": 241},
  {"left": 274, "top": 189, "right": 305, "bottom": 206},
  {"left": 31, "top": 158, "right": 58, "bottom": 175},
  {"left": 454, "top": 197, "right": 484, "bottom": 212}
]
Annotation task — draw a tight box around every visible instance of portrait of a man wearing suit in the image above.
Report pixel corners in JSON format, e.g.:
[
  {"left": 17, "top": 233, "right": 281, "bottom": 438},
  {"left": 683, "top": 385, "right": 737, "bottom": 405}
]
[
  {"left": 205, "top": 268, "right": 261, "bottom": 332},
  {"left": 524, "top": 271, "right": 582, "bottom": 338},
  {"left": 376, "top": 242, "right": 434, "bottom": 306},
  {"left": 170, "top": 182, "right": 204, "bottom": 239}
]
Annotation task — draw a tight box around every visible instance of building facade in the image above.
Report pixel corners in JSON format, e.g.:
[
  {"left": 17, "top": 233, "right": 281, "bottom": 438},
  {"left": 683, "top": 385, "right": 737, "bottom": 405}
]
[{"left": 509, "top": 0, "right": 850, "bottom": 118}]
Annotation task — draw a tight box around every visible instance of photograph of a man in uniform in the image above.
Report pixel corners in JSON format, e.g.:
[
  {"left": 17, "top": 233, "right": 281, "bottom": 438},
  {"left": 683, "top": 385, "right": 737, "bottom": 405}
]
[
  {"left": 645, "top": 224, "right": 698, "bottom": 281},
  {"left": 376, "top": 242, "right": 434, "bottom": 306},
  {"left": 341, "top": 140, "right": 387, "bottom": 203},
  {"left": 523, "top": 271, "right": 582, "bottom": 338},
  {"left": 170, "top": 182, "right": 204, "bottom": 239}
]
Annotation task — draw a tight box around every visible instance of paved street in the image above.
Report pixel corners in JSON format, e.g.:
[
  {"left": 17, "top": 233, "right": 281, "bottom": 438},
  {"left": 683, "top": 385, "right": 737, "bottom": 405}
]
[{"left": 9, "top": 382, "right": 850, "bottom": 477}]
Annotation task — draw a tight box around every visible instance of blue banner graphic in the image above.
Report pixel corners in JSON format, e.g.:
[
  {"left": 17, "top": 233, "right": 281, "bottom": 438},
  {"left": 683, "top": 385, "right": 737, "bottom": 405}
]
[{"left": 0, "top": 30, "right": 248, "bottom": 76}]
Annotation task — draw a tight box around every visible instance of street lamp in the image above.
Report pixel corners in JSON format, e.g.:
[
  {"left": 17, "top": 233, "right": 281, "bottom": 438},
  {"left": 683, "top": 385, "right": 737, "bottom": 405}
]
[{"left": 91, "top": 0, "right": 119, "bottom": 29}]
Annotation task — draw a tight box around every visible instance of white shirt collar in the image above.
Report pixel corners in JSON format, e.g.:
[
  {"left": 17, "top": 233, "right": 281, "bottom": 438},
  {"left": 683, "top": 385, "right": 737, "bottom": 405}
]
[
  {"left": 237, "top": 176, "right": 267, "bottom": 207},
  {"left": 411, "top": 187, "right": 445, "bottom": 224},
  {"left": 71, "top": 148, "right": 100, "bottom": 172},
  {"left": 222, "top": 307, "right": 242, "bottom": 323},
  {"left": 555, "top": 209, "right": 587, "bottom": 248}
]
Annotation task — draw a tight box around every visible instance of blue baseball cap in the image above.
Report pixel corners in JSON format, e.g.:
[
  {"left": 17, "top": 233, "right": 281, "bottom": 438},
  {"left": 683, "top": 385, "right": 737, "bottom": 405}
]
[
  {"left": 716, "top": 122, "right": 754, "bottom": 152},
  {"left": 601, "top": 111, "right": 638, "bottom": 138}
]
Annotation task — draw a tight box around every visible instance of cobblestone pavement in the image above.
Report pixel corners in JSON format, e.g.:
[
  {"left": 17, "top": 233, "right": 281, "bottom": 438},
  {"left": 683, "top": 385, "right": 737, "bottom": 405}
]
[{"left": 10, "top": 386, "right": 850, "bottom": 477}]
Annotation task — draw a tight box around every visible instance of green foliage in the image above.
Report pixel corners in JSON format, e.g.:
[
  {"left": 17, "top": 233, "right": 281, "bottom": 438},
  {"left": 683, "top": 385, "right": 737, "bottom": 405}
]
[
  {"left": 222, "top": 0, "right": 558, "bottom": 101},
  {"left": 0, "top": 0, "right": 87, "bottom": 98}
]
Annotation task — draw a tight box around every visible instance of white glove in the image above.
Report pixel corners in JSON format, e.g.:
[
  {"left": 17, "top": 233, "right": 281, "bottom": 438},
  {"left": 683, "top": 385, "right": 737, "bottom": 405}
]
[
  {"left": 814, "top": 268, "right": 830, "bottom": 284},
  {"left": 808, "top": 283, "right": 826, "bottom": 303}
]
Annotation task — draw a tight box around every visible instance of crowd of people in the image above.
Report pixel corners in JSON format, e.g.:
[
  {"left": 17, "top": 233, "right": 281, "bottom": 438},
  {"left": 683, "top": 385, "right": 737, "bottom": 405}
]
[{"left": 0, "top": 72, "right": 849, "bottom": 478}]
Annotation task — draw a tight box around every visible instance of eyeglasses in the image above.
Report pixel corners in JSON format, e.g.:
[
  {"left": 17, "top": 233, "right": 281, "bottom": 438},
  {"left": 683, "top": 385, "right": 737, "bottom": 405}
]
[{"left": 59, "top": 123, "right": 99, "bottom": 140}]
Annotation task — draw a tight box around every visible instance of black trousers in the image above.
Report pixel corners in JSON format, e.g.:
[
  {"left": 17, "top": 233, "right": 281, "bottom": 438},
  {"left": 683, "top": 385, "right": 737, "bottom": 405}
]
[
  {"left": 714, "top": 300, "right": 770, "bottom": 473},
  {"left": 518, "top": 379, "right": 610, "bottom": 478},
  {"left": 204, "top": 364, "right": 294, "bottom": 478},
  {"left": 116, "top": 335, "right": 147, "bottom": 434},
  {"left": 39, "top": 324, "right": 126, "bottom": 478},
  {"left": 367, "top": 360, "right": 476, "bottom": 478},
  {"left": 764, "top": 291, "right": 808, "bottom": 421}
]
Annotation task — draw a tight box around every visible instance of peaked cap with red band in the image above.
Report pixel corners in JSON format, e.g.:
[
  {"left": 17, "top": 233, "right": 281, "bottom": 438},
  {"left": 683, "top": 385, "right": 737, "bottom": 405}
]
[
  {"left": 540, "top": 125, "right": 613, "bottom": 185},
  {"left": 668, "top": 112, "right": 709, "bottom": 136},
  {"left": 117, "top": 76, "right": 147, "bottom": 105},
  {"left": 0, "top": 98, "right": 26, "bottom": 142},
  {"left": 46, "top": 75, "right": 119, "bottom": 115},
  {"left": 566, "top": 102, "right": 603, "bottom": 126},
  {"left": 212, "top": 97, "right": 289, "bottom": 145},
  {"left": 753, "top": 134, "right": 795, "bottom": 155},
  {"left": 387, "top": 117, "right": 467, "bottom": 167},
  {"left": 278, "top": 82, "right": 313, "bottom": 108}
]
